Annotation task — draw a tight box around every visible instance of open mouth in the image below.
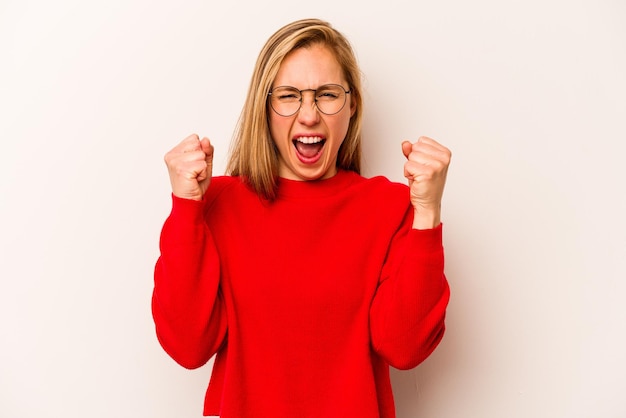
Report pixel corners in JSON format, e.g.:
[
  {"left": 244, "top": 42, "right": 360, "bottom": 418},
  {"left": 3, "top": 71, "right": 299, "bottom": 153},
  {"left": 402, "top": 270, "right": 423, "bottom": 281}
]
[{"left": 293, "top": 136, "right": 326, "bottom": 163}]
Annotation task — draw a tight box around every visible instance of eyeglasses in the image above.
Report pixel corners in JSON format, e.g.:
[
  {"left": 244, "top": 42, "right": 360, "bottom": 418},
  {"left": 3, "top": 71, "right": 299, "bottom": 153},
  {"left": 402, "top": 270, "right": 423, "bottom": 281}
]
[{"left": 268, "top": 84, "right": 351, "bottom": 117}]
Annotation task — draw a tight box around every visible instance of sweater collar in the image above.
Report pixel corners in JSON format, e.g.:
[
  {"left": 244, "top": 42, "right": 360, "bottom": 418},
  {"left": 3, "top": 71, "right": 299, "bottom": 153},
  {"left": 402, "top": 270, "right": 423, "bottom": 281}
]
[{"left": 276, "top": 169, "right": 360, "bottom": 199}]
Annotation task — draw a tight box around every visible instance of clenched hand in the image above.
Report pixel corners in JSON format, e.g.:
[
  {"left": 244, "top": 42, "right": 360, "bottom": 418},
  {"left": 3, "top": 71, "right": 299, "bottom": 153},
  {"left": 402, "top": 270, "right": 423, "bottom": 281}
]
[
  {"left": 164, "top": 134, "right": 214, "bottom": 201},
  {"left": 402, "top": 136, "right": 451, "bottom": 229}
]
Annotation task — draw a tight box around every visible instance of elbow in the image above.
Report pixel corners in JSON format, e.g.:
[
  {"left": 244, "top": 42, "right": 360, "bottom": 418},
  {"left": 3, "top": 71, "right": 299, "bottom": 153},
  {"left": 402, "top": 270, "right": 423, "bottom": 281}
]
[
  {"left": 151, "top": 292, "right": 226, "bottom": 370},
  {"left": 152, "top": 308, "right": 215, "bottom": 370},
  {"left": 155, "top": 329, "right": 213, "bottom": 370},
  {"left": 173, "top": 354, "right": 210, "bottom": 370},
  {"left": 378, "top": 322, "right": 446, "bottom": 370}
]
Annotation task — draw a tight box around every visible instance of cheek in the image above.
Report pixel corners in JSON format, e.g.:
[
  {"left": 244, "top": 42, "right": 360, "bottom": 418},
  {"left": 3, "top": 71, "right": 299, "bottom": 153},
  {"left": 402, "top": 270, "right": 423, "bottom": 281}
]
[
  {"left": 269, "top": 114, "right": 289, "bottom": 141},
  {"left": 332, "top": 114, "right": 352, "bottom": 143}
]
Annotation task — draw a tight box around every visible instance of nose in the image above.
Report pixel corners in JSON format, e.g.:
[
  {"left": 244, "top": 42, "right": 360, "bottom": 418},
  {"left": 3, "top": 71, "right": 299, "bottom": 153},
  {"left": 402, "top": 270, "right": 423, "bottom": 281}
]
[{"left": 297, "top": 91, "right": 320, "bottom": 125}]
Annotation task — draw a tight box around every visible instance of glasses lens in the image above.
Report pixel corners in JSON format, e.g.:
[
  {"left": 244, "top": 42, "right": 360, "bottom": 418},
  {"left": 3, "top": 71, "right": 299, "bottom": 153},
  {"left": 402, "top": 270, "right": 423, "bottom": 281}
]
[
  {"left": 269, "top": 85, "right": 348, "bottom": 116},
  {"left": 270, "top": 87, "right": 301, "bottom": 116},
  {"left": 315, "top": 85, "right": 346, "bottom": 115}
]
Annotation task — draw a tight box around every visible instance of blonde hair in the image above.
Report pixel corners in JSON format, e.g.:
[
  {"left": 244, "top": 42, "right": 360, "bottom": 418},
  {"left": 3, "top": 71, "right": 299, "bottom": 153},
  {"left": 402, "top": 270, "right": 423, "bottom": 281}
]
[{"left": 226, "top": 18, "right": 364, "bottom": 200}]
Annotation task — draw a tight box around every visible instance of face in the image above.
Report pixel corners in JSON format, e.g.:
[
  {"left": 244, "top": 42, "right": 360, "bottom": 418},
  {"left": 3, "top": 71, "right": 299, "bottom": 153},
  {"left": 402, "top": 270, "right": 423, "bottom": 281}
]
[{"left": 269, "top": 44, "right": 356, "bottom": 181}]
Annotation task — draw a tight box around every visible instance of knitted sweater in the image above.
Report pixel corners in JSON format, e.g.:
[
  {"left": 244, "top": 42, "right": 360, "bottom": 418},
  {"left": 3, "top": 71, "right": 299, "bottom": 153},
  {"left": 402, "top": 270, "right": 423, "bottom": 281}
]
[{"left": 152, "top": 169, "right": 450, "bottom": 418}]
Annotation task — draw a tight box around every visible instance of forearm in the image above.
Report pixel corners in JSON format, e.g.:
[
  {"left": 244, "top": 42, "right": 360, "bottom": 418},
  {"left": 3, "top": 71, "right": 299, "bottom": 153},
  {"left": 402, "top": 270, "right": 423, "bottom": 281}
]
[
  {"left": 411, "top": 206, "right": 441, "bottom": 230},
  {"left": 152, "top": 195, "right": 227, "bottom": 369},
  {"left": 370, "top": 224, "right": 449, "bottom": 369}
]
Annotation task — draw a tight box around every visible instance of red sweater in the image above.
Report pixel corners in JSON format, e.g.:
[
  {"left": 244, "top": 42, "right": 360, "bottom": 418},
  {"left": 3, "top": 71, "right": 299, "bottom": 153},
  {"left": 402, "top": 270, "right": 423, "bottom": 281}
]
[{"left": 152, "top": 169, "right": 450, "bottom": 418}]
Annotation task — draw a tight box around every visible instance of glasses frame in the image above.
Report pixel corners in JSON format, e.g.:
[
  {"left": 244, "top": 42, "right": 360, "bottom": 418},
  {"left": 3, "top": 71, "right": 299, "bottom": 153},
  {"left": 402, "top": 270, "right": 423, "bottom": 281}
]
[{"left": 268, "top": 84, "right": 352, "bottom": 117}]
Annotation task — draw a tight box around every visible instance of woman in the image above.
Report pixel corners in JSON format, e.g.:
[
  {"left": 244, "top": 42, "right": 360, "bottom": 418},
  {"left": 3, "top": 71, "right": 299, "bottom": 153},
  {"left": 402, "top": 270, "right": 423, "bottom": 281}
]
[{"left": 152, "top": 18, "right": 451, "bottom": 418}]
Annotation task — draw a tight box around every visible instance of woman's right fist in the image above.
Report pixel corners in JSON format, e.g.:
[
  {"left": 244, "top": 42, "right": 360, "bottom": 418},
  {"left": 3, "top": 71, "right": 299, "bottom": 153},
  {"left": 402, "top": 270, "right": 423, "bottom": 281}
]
[{"left": 164, "top": 134, "right": 214, "bottom": 201}]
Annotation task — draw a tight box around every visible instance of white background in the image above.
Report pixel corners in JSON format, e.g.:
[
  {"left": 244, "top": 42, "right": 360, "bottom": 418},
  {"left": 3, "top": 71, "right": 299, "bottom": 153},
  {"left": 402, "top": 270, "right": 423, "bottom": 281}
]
[{"left": 1, "top": 1, "right": 625, "bottom": 417}]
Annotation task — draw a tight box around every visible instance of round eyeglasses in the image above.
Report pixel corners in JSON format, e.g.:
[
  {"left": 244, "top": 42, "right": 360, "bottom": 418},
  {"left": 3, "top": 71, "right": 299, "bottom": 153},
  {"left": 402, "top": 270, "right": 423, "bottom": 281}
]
[{"left": 268, "top": 84, "right": 351, "bottom": 117}]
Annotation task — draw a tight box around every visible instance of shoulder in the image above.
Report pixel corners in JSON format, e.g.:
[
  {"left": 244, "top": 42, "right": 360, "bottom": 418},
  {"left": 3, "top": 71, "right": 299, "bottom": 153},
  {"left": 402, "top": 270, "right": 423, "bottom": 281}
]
[
  {"left": 341, "top": 171, "right": 411, "bottom": 220},
  {"left": 207, "top": 175, "right": 242, "bottom": 193},
  {"left": 203, "top": 176, "right": 255, "bottom": 207},
  {"left": 361, "top": 174, "right": 407, "bottom": 195},
  {"left": 346, "top": 171, "right": 408, "bottom": 202}
]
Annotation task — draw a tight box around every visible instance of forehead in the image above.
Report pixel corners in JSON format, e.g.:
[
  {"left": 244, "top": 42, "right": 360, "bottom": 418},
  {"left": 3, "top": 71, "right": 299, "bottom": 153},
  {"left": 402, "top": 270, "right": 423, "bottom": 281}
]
[{"left": 273, "top": 44, "right": 346, "bottom": 87}]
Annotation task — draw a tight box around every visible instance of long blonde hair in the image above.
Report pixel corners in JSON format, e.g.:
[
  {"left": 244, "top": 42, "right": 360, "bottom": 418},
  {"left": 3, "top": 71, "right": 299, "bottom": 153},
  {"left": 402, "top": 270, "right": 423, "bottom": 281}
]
[{"left": 226, "top": 18, "right": 364, "bottom": 200}]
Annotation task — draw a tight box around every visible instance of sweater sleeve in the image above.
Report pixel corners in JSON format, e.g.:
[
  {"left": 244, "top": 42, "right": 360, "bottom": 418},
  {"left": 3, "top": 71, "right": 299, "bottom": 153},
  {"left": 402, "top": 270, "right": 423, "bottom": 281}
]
[
  {"left": 151, "top": 194, "right": 227, "bottom": 369},
  {"left": 369, "top": 213, "right": 450, "bottom": 370}
]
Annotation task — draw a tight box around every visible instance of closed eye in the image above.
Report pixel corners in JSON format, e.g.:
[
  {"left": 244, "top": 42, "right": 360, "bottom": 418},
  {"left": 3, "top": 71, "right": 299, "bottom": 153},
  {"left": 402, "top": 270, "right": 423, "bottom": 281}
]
[{"left": 278, "top": 93, "right": 300, "bottom": 100}]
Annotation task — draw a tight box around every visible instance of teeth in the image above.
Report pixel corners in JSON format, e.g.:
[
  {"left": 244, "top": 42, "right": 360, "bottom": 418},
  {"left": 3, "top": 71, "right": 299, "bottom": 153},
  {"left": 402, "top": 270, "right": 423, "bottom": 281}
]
[{"left": 296, "top": 136, "right": 323, "bottom": 144}]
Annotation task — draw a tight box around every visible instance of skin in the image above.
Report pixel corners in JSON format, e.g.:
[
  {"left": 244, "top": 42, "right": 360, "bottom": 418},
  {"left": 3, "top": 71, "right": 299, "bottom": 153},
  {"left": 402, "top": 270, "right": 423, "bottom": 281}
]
[
  {"left": 268, "top": 44, "right": 356, "bottom": 182},
  {"left": 164, "top": 133, "right": 214, "bottom": 202},
  {"left": 402, "top": 137, "right": 451, "bottom": 229},
  {"left": 164, "top": 49, "right": 451, "bottom": 230}
]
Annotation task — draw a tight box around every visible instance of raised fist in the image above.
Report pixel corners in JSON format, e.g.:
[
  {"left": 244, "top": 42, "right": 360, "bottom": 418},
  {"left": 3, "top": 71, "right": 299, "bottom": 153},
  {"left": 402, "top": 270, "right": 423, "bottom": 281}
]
[
  {"left": 402, "top": 136, "right": 451, "bottom": 229},
  {"left": 164, "top": 134, "right": 214, "bottom": 201}
]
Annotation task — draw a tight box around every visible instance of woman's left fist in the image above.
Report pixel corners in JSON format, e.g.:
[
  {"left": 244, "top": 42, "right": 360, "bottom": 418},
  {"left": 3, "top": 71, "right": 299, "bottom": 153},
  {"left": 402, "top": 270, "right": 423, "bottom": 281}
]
[{"left": 402, "top": 136, "right": 451, "bottom": 229}]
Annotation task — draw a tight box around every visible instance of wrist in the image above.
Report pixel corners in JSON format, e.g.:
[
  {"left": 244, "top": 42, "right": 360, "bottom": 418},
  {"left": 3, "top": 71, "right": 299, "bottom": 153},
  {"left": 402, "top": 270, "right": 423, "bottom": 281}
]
[{"left": 411, "top": 208, "right": 441, "bottom": 230}]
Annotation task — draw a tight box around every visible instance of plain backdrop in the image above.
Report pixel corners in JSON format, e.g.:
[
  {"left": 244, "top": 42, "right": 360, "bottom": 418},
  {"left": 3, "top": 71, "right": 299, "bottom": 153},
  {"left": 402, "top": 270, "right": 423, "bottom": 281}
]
[{"left": 1, "top": 1, "right": 625, "bottom": 417}]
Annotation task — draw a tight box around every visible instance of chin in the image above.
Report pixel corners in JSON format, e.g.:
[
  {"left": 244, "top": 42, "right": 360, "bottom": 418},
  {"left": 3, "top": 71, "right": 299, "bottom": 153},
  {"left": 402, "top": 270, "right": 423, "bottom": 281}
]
[{"left": 290, "top": 164, "right": 333, "bottom": 181}]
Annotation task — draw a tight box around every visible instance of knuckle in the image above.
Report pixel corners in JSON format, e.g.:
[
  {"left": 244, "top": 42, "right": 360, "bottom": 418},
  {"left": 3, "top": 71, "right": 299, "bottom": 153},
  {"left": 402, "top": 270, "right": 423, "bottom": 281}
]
[
  {"left": 164, "top": 152, "right": 175, "bottom": 165},
  {"left": 431, "top": 160, "right": 445, "bottom": 171}
]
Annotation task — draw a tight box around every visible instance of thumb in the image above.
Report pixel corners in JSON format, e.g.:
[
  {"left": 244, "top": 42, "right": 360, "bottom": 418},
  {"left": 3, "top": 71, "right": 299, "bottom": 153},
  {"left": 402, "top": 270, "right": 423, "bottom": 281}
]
[
  {"left": 199, "top": 137, "right": 214, "bottom": 163},
  {"left": 401, "top": 140, "right": 412, "bottom": 159}
]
